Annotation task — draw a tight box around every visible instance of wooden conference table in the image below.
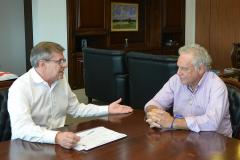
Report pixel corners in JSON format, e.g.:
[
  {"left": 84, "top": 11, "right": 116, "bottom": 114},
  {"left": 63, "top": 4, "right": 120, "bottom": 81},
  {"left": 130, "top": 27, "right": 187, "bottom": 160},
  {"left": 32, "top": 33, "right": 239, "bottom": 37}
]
[{"left": 0, "top": 110, "right": 240, "bottom": 160}]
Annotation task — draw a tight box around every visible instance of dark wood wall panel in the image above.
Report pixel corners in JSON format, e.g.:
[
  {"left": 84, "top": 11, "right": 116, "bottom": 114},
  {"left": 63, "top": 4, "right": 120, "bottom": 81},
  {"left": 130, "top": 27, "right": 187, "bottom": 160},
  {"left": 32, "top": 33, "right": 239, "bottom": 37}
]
[
  {"left": 162, "top": 0, "right": 183, "bottom": 32},
  {"left": 67, "top": 0, "right": 76, "bottom": 88},
  {"left": 67, "top": 0, "right": 185, "bottom": 89},
  {"left": 24, "top": 0, "right": 33, "bottom": 71},
  {"left": 147, "top": 0, "right": 161, "bottom": 49},
  {"left": 161, "top": 0, "right": 185, "bottom": 55},
  {"left": 76, "top": 0, "right": 106, "bottom": 31},
  {"left": 195, "top": 0, "right": 210, "bottom": 50},
  {"left": 196, "top": 0, "right": 240, "bottom": 70}
]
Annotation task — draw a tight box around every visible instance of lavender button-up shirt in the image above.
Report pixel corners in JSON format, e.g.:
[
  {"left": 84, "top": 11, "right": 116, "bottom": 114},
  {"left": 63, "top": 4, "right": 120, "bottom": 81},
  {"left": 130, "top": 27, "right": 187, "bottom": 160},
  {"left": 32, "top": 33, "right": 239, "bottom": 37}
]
[{"left": 145, "top": 71, "right": 232, "bottom": 137}]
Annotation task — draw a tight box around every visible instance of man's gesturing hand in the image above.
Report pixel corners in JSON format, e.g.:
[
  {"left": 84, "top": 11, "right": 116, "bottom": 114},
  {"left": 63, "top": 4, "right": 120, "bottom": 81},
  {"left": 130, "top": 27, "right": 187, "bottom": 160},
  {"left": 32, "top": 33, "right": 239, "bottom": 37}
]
[{"left": 109, "top": 98, "right": 133, "bottom": 114}]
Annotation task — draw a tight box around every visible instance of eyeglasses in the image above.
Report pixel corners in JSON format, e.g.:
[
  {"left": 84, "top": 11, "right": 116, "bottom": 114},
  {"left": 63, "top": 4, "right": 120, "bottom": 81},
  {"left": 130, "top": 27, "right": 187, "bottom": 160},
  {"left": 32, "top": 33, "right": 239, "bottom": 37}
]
[{"left": 45, "top": 58, "right": 67, "bottom": 65}]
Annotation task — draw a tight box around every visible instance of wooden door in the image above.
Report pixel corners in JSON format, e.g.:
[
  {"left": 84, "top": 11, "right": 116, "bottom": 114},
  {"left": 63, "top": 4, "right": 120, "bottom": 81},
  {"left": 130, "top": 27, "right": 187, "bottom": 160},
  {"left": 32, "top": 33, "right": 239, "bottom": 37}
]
[
  {"left": 161, "top": 0, "right": 185, "bottom": 55},
  {"left": 196, "top": 0, "right": 240, "bottom": 70}
]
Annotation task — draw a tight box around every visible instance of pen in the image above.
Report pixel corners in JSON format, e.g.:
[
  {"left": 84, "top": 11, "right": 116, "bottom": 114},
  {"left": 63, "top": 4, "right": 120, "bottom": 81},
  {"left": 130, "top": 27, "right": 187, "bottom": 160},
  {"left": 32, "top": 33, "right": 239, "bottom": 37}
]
[{"left": 81, "top": 130, "right": 95, "bottom": 139}]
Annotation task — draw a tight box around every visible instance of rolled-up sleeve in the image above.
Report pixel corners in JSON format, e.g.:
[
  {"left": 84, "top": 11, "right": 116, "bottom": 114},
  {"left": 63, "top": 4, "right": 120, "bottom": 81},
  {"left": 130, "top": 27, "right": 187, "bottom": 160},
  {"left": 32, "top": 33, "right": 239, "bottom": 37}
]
[
  {"left": 185, "top": 84, "right": 229, "bottom": 133},
  {"left": 145, "top": 76, "right": 176, "bottom": 111},
  {"left": 66, "top": 84, "right": 109, "bottom": 117}
]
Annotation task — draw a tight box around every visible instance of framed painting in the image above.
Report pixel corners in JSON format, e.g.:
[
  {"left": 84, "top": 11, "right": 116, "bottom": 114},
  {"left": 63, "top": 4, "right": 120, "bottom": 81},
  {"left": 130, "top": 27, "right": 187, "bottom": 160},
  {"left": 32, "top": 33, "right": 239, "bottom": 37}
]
[{"left": 111, "top": 2, "right": 139, "bottom": 32}]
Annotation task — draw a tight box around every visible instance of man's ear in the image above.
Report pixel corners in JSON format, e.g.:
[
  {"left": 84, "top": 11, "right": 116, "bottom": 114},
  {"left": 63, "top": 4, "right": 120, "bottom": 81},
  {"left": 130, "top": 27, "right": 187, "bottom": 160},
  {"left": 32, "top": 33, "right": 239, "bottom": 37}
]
[
  {"left": 198, "top": 64, "right": 205, "bottom": 74},
  {"left": 37, "top": 60, "right": 45, "bottom": 68}
]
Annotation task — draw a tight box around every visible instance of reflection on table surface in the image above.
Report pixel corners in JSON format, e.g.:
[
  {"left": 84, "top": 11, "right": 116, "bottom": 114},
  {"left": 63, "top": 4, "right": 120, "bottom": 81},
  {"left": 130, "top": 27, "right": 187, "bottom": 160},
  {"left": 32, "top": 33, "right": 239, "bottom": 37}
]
[
  {"left": 10, "top": 140, "right": 56, "bottom": 160},
  {"left": 1, "top": 110, "right": 240, "bottom": 160},
  {"left": 146, "top": 129, "right": 228, "bottom": 159}
]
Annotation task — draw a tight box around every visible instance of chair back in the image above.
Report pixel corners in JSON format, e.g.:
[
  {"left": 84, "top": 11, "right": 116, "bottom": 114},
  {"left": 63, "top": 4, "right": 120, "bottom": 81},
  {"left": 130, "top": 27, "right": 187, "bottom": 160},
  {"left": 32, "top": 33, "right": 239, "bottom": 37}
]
[
  {"left": 0, "top": 89, "right": 11, "bottom": 141},
  {"left": 83, "top": 47, "right": 128, "bottom": 104},
  {"left": 127, "top": 52, "right": 178, "bottom": 108},
  {"left": 225, "top": 80, "right": 240, "bottom": 139}
]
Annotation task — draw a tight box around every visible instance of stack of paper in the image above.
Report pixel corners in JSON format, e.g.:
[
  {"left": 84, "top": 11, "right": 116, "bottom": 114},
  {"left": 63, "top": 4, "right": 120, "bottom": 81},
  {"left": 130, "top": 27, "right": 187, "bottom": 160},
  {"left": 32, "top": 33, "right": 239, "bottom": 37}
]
[
  {"left": 0, "top": 71, "right": 18, "bottom": 81},
  {"left": 74, "top": 126, "right": 127, "bottom": 151}
]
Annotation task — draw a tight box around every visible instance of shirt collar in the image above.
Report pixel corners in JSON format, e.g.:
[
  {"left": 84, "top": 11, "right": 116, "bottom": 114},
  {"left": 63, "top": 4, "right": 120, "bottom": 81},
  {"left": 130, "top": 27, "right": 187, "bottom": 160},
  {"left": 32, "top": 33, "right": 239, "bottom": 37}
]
[
  {"left": 187, "top": 71, "right": 209, "bottom": 93},
  {"left": 30, "top": 68, "right": 45, "bottom": 84},
  {"left": 30, "top": 68, "right": 58, "bottom": 87},
  {"left": 197, "top": 71, "right": 209, "bottom": 87}
]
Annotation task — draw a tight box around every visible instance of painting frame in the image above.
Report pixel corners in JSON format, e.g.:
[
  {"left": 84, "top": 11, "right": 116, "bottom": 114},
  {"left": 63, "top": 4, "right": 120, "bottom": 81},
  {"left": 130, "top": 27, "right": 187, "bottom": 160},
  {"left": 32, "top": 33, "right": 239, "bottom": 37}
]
[{"left": 111, "top": 2, "right": 139, "bottom": 32}]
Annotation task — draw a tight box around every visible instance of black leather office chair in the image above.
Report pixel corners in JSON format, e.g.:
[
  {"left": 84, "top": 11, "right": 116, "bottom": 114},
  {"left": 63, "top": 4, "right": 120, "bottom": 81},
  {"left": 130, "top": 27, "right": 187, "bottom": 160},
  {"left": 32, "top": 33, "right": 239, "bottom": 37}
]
[
  {"left": 0, "top": 89, "right": 11, "bottom": 141},
  {"left": 225, "top": 81, "right": 240, "bottom": 139},
  {"left": 127, "top": 52, "right": 178, "bottom": 109},
  {"left": 82, "top": 47, "right": 128, "bottom": 104}
]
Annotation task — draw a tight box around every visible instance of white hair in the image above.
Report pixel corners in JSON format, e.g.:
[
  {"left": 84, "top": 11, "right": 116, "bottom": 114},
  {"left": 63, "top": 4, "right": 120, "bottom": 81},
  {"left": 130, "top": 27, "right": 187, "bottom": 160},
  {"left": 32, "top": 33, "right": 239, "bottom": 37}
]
[{"left": 178, "top": 44, "right": 212, "bottom": 71}]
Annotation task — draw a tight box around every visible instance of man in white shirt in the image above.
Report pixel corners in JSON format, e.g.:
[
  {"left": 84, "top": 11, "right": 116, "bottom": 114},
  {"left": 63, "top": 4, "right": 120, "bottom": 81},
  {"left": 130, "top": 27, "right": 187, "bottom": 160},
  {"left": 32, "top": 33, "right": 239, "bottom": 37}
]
[{"left": 8, "top": 41, "right": 133, "bottom": 149}]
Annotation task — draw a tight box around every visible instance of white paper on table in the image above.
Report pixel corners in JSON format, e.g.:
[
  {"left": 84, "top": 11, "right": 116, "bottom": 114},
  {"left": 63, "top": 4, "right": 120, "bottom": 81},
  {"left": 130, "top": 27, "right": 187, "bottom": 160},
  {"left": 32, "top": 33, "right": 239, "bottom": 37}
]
[{"left": 74, "top": 126, "right": 127, "bottom": 151}]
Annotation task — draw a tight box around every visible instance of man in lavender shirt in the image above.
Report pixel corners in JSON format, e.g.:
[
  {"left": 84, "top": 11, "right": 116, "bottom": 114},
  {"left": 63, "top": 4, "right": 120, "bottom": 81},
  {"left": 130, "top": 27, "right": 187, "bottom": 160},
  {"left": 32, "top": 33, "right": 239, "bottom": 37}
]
[{"left": 145, "top": 44, "right": 232, "bottom": 137}]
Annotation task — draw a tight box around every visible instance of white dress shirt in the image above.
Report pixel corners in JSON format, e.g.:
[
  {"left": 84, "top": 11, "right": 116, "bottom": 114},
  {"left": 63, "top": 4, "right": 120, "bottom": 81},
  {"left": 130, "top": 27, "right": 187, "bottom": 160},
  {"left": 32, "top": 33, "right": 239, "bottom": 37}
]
[{"left": 8, "top": 68, "right": 108, "bottom": 144}]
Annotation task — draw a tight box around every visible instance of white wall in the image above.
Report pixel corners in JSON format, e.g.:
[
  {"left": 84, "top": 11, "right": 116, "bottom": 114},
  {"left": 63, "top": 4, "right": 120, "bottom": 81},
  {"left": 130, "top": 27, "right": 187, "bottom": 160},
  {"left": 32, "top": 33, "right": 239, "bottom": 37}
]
[
  {"left": 185, "top": 0, "right": 196, "bottom": 44},
  {"left": 32, "top": 0, "right": 68, "bottom": 76},
  {"left": 0, "top": 0, "right": 26, "bottom": 76}
]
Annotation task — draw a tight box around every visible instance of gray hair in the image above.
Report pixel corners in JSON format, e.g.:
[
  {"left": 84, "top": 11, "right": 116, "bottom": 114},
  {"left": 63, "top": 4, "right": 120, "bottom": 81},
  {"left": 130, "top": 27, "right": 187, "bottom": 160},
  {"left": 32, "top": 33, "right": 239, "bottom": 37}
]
[
  {"left": 178, "top": 44, "right": 212, "bottom": 71},
  {"left": 30, "top": 41, "right": 65, "bottom": 67}
]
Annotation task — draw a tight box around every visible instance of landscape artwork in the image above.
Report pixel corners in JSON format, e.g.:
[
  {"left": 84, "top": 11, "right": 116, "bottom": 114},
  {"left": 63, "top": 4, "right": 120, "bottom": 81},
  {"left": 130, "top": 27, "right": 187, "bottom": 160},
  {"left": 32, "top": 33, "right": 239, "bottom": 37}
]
[{"left": 111, "top": 2, "right": 138, "bottom": 32}]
